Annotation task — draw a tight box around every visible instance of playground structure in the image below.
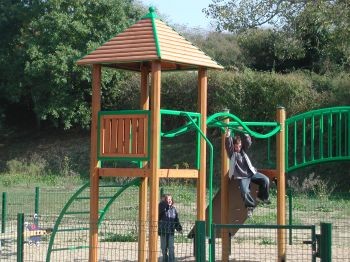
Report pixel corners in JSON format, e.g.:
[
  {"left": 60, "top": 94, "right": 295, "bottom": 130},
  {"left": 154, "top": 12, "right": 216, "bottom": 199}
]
[
  {"left": 75, "top": 7, "right": 350, "bottom": 262},
  {"left": 76, "top": 7, "right": 225, "bottom": 262},
  {"left": 1, "top": 7, "right": 347, "bottom": 262},
  {"left": 75, "top": 6, "right": 288, "bottom": 261}
]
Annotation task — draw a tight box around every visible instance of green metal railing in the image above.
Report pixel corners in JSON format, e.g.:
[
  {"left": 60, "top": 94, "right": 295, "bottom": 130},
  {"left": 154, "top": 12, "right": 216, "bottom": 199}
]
[{"left": 285, "top": 106, "right": 350, "bottom": 172}]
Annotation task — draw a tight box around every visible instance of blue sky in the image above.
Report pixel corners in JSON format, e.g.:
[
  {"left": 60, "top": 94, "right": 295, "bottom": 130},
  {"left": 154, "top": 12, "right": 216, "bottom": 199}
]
[{"left": 140, "top": 0, "right": 214, "bottom": 29}]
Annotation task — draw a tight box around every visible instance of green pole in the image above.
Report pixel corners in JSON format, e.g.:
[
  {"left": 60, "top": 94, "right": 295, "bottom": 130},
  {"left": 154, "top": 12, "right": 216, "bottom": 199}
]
[
  {"left": 1, "top": 192, "right": 7, "bottom": 233},
  {"left": 195, "top": 220, "right": 206, "bottom": 262},
  {"left": 35, "top": 187, "right": 40, "bottom": 214},
  {"left": 182, "top": 112, "right": 214, "bottom": 258},
  {"left": 288, "top": 190, "right": 293, "bottom": 245},
  {"left": 320, "top": 222, "right": 332, "bottom": 262},
  {"left": 17, "top": 213, "right": 24, "bottom": 262}
]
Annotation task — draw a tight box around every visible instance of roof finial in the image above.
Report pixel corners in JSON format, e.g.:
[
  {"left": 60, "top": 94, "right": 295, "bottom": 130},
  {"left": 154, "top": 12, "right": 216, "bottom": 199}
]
[{"left": 142, "top": 6, "right": 158, "bottom": 19}]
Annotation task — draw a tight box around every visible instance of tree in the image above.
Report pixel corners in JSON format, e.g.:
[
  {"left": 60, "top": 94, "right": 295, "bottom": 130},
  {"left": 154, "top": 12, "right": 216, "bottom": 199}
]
[
  {"left": 0, "top": 0, "right": 146, "bottom": 129},
  {"left": 186, "top": 31, "right": 243, "bottom": 70},
  {"left": 204, "top": 0, "right": 350, "bottom": 73}
]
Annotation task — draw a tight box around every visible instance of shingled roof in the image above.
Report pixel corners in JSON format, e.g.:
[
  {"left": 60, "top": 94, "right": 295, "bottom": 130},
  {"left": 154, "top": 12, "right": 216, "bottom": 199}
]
[{"left": 77, "top": 7, "right": 223, "bottom": 71}]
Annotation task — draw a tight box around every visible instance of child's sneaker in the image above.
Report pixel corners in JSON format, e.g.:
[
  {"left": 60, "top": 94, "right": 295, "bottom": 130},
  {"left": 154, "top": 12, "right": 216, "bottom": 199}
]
[{"left": 247, "top": 207, "right": 254, "bottom": 218}]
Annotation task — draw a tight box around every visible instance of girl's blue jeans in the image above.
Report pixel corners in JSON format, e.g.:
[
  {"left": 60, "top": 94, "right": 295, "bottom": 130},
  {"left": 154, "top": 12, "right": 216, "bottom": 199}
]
[{"left": 160, "top": 233, "right": 175, "bottom": 262}]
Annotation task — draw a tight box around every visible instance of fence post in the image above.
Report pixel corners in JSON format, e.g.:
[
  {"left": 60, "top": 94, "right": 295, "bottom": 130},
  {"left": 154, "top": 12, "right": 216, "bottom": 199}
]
[
  {"left": 35, "top": 187, "right": 40, "bottom": 225},
  {"left": 288, "top": 190, "right": 293, "bottom": 245},
  {"left": 195, "top": 220, "right": 206, "bottom": 262},
  {"left": 1, "top": 192, "right": 7, "bottom": 233},
  {"left": 320, "top": 222, "right": 332, "bottom": 262},
  {"left": 17, "top": 213, "right": 24, "bottom": 262}
]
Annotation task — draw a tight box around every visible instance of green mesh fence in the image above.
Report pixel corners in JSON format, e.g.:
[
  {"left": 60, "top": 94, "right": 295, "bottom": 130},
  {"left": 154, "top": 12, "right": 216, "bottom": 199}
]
[
  {"left": 287, "top": 192, "right": 350, "bottom": 261},
  {"left": 212, "top": 224, "right": 316, "bottom": 261},
  {"left": 0, "top": 184, "right": 349, "bottom": 261}
]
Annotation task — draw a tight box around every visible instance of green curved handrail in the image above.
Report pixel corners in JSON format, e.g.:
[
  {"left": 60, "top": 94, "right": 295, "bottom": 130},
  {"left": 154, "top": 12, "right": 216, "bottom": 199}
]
[
  {"left": 160, "top": 109, "right": 200, "bottom": 137},
  {"left": 207, "top": 112, "right": 281, "bottom": 139},
  {"left": 161, "top": 121, "right": 198, "bottom": 138}
]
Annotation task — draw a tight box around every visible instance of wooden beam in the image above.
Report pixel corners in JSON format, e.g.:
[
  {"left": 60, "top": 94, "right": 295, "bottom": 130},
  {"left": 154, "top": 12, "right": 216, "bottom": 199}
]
[
  {"left": 89, "top": 64, "right": 101, "bottom": 262},
  {"left": 276, "top": 107, "right": 286, "bottom": 262},
  {"left": 139, "top": 64, "right": 149, "bottom": 262},
  {"left": 159, "top": 169, "right": 198, "bottom": 178},
  {"left": 149, "top": 61, "right": 161, "bottom": 262},
  {"left": 99, "top": 168, "right": 150, "bottom": 177},
  {"left": 98, "top": 168, "right": 198, "bottom": 179}
]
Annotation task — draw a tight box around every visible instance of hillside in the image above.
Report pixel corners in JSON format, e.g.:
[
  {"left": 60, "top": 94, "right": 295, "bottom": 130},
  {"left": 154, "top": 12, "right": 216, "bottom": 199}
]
[
  {"left": 0, "top": 127, "right": 349, "bottom": 191},
  {"left": 0, "top": 127, "right": 90, "bottom": 178}
]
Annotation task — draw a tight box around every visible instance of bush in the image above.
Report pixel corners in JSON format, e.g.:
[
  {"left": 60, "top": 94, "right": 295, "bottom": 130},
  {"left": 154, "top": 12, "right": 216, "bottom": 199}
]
[
  {"left": 6, "top": 154, "right": 48, "bottom": 176},
  {"left": 287, "top": 173, "right": 335, "bottom": 199},
  {"left": 208, "top": 69, "right": 324, "bottom": 121}
]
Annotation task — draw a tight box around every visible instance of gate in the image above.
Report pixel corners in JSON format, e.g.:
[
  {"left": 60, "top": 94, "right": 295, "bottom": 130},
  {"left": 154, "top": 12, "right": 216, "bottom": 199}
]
[{"left": 211, "top": 224, "right": 317, "bottom": 261}]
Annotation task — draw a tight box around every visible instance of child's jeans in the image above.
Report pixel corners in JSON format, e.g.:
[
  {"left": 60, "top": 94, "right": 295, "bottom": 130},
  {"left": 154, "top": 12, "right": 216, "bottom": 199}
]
[{"left": 160, "top": 233, "right": 175, "bottom": 262}]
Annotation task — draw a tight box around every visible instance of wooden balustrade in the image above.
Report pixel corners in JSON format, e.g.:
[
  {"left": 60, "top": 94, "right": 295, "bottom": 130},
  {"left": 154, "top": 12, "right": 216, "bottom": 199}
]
[{"left": 99, "top": 113, "right": 148, "bottom": 159}]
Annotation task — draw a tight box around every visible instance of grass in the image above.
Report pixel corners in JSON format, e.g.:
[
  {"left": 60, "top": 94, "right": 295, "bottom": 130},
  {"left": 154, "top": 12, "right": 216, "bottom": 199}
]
[
  {"left": 248, "top": 210, "right": 277, "bottom": 225},
  {"left": 1, "top": 181, "right": 348, "bottom": 222},
  {"left": 100, "top": 232, "right": 138, "bottom": 242},
  {"left": 0, "top": 128, "right": 349, "bottom": 254},
  {"left": 0, "top": 173, "right": 85, "bottom": 189},
  {"left": 258, "top": 237, "right": 275, "bottom": 245}
]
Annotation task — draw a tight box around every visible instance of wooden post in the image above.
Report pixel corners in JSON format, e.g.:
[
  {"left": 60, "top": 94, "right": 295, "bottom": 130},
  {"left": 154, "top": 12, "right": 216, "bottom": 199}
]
[
  {"left": 276, "top": 107, "right": 286, "bottom": 262},
  {"left": 89, "top": 64, "right": 101, "bottom": 262},
  {"left": 138, "top": 64, "right": 149, "bottom": 262},
  {"left": 149, "top": 61, "right": 161, "bottom": 262},
  {"left": 197, "top": 68, "right": 207, "bottom": 220},
  {"left": 221, "top": 109, "right": 230, "bottom": 261}
]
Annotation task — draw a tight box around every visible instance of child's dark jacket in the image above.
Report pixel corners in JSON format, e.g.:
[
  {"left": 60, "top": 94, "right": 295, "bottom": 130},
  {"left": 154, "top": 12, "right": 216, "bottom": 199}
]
[{"left": 158, "top": 201, "right": 182, "bottom": 235}]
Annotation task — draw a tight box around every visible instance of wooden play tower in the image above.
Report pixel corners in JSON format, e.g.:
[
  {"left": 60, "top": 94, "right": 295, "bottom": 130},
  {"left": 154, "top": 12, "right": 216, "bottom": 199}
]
[{"left": 77, "top": 7, "right": 223, "bottom": 262}]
